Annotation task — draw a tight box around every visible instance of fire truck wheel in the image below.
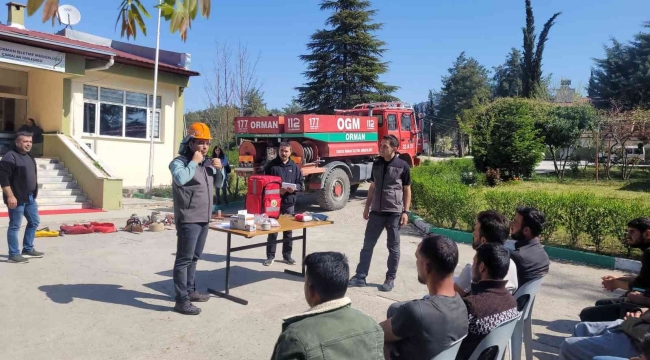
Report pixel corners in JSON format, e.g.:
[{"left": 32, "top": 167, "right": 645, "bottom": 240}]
[
  {"left": 316, "top": 168, "right": 350, "bottom": 211},
  {"left": 349, "top": 184, "right": 360, "bottom": 195}
]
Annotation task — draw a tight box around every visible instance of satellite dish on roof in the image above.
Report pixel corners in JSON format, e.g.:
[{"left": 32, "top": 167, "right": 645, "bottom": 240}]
[{"left": 57, "top": 5, "right": 81, "bottom": 27}]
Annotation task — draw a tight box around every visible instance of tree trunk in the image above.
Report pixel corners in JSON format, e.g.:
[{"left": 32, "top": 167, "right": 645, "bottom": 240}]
[
  {"left": 457, "top": 130, "right": 464, "bottom": 157},
  {"left": 549, "top": 146, "right": 560, "bottom": 178}
]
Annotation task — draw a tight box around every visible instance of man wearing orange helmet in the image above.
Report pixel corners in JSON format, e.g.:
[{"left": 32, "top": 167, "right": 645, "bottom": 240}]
[{"left": 169, "top": 122, "right": 222, "bottom": 315}]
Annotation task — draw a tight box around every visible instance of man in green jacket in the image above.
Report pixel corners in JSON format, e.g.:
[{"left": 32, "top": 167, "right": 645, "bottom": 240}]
[{"left": 271, "top": 252, "right": 384, "bottom": 360}]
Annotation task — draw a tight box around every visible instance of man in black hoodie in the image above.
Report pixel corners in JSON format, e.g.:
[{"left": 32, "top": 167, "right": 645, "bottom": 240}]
[{"left": 263, "top": 142, "right": 304, "bottom": 266}]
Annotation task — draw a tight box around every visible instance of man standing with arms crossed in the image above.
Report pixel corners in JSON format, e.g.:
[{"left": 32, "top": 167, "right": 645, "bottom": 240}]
[
  {"left": 0, "top": 131, "right": 43, "bottom": 263},
  {"left": 170, "top": 122, "right": 222, "bottom": 315},
  {"left": 349, "top": 135, "right": 412, "bottom": 292}
]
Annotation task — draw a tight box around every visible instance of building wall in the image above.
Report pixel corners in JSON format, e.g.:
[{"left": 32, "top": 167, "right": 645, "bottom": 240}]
[
  {"left": 69, "top": 70, "right": 180, "bottom": 187},
  {"left": 27, "top": 68, "right": 65, "bottom": 132}
]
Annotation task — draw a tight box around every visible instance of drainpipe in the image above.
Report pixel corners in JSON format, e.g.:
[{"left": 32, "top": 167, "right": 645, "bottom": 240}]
[{"left": 86, "top": 56, "right": 114, "bottom": 72}]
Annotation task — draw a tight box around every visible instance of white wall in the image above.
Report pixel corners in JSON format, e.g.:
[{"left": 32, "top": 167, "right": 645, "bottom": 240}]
[{"left": 69, "top": 71, "right": 178, "bottom": 187}]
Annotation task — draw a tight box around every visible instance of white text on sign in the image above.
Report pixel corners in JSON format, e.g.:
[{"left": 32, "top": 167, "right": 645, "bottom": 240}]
[
  {"left": 337, "top": 117, "right": 360, "bottom": 130},
  {"left": 335, "top": 147, "right": 374, "bottom": 154},
  {"left": 287, "top": 117, "right": 300, "bottom": 130}
]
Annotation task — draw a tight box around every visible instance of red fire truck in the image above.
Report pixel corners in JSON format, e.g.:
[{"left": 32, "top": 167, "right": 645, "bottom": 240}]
[{"left": 234, "top": 102, "right": 424, "bottom": 211}]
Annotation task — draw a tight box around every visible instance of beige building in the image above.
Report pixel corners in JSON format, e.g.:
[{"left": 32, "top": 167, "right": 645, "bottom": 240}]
[{"left": 0, "top": 3, "right": 198, "bottom": 210}]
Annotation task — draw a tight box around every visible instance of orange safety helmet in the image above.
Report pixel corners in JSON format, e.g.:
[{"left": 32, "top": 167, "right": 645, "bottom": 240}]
[{"left": 187, "top": 122, "right": 212, "bottom": 140}]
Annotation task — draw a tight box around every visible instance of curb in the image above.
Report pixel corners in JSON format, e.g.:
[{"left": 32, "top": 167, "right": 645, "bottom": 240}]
[{"left": 408, "top": 213, "right": 640, "bottom": 272}]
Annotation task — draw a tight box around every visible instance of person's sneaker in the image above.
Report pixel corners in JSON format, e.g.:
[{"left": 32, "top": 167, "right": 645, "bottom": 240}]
[
  {"left": 189, "top": 291, "right": 210, "bottom": 302},
  {"left": 22, "top": 250, "right": 44, "bottom": 258},
  {"left": 283, "top": 257, "right": 297, "bottom": 265},
  {"left": 263, "top": 257, "right": 274, "bottom": 266},
  {"left": 8, "top": 255, "right": 29, "bottom": 264},
  {"left": 348, "top": 275, "right": 367, "bottom": 287},
  {"left": 173, "top": 301, "right": 201, "bottom": 315},
  {"left": 380, "top": 277, "right": 395, "bottom": 292}
]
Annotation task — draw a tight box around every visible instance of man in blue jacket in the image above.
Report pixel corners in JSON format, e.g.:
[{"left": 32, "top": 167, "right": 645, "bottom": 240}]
[
  {"left": 169, "top": 122, "right": 221, "bottom": 315},
  {"left": 264, "top": 142, "right": 304, "bottom": 266}
]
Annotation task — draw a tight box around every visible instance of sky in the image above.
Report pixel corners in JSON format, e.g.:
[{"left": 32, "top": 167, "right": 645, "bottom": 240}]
[{"left": 12, "top": 0, "right": 650, "bottom": 112}]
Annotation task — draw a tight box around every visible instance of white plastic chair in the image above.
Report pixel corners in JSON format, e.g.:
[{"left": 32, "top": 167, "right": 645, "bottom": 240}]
[
  {"left": 509, "top": 278, "right": 544, "bottom": 360},
  {"left": 468, "top": 316, "right": 522, "bottom": 360},
  {"left": 431, "top": 335, "right": 467, "bottom": 360}
]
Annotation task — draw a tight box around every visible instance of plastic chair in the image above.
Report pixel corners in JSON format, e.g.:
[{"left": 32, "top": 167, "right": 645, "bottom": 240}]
[
  {"left": 509, "top": 278, "right": 544, "bottom": 360},
  {"left": 431, "top": 335, "right": 467, "bottom": 360},
  {"left": 468, "top": 316, "right": 522, "bottom": 360}
]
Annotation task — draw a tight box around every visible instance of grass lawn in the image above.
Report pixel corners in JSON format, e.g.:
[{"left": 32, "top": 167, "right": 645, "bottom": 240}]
[{"left": 493, "top": 166, "right": 650, "bottom": 201}]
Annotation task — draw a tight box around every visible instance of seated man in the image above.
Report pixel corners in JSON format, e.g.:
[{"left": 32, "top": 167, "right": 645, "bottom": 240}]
[
  {"left": 381, "top": 234, "right": 468, "bottom": 360},
  {"left": 580, "top": 218, "right": 650, "bottom": 322},
  {"left": 509, "top": 206, "right": 550, "bottom": 286},
  {"left": 593, "top": 333, "right": 650, "bottom": 360},
  {"left": 456, "top": 243, "right": 520, "bottom": 360},
  {"left": 271, "top": 252, "right": 383, "bottom": 360},
  {"left": 559, "top": 311, "right": 650, "bottom": 360},
  {"left": 456, "top": 210, "right": 519, "bottom": 296}
]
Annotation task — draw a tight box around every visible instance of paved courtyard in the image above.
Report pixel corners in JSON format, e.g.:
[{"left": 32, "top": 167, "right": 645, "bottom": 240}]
[{"left": 1, "top": 189, "right": 629, "bottom": 359}]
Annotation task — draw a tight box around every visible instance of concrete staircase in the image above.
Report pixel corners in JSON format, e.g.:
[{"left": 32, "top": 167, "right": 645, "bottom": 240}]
[{"left": 36, "top": 158, "right": 93, "bottom": 211}]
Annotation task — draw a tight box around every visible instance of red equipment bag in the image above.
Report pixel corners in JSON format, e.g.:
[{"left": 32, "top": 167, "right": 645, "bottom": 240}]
[
  {"left": 90, "top": 222, "right": 117, "bottom": 233},
  {"left": 246, "top": 175, "right": 282, "bottom": 218},
  {"left": 60, "top": 224, "right": 94, "bottom": 235}
]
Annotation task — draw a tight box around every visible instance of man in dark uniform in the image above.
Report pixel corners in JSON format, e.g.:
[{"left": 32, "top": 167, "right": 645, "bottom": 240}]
[
  {"left": 349, "top": 135, "right": 412, "bottom": 292},
  {"left": 263, "top": 142, "right": 304, "bottom": 266}
]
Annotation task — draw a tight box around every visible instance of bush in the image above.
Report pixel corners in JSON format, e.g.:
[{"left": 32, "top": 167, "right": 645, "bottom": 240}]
[
  {"left": 582, "top": 197, "right": 618, "bottom": 253},
  {"left": 559, "top": 192, "right": 593, "bottom": 248},
  {"left": 470, "top": 98, "right": 545, "bottom": 178},
  {"left": 412, "top": 162, "right": 475, "bottom": 229},
  {"left": 412, "top": 158, "right": 649, "bottom": 259},
  {"left": 484, "top": 191, "right": 520, "bottom": 221},
  {"left": 485, "top": 168, "right": 501, "bottom": 187}
]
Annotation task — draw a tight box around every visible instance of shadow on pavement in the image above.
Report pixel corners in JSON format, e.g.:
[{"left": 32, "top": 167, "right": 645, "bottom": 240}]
[
  {"left": 536, "top": 333, "right": 568, "bottom": 351},
  {"left": 200, "top": 253, "right": 265, "bottom": 265},
  {"left": 533, "top": 318, "right": 579, "bottom": 335},
  {"left": 533, "top": 350, "right": 559, "bottom": 360},
  {"left": 39, "top": 284, "right": 172, "bottom": 312},
  {"left": 145, "top": 266, "right": 305, "bottom": 298}
]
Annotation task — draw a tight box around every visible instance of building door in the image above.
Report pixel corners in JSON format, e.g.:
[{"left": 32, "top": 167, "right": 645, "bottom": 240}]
[{"left": 0, "top": 67, "right": 28, "bottom": 154}]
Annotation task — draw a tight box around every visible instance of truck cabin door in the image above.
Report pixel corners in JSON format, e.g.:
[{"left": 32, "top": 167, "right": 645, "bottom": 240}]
[
  {"left": 398, "top": 112, "right": 415, "bottom": 156},
  {"left": 383, "top": 112, "right": 400, "bottom": 145}
]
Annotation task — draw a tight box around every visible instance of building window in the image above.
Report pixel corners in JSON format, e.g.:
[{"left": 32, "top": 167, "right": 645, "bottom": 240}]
[
  {"left": 83, "top": 103, "right": 96, "bottom": 134},
  {"left": 83, "top": 85, "right": 161, "bottom": 140}
]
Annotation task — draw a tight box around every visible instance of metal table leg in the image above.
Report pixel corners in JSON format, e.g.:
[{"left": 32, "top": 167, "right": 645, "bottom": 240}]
[{"left": 208, "top": 233, "right": 249, "bottom": 305}]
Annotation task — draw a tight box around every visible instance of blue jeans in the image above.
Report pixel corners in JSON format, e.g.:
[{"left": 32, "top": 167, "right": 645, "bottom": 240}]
[
  {"left": 592, "top": 357, "right": 628, "bottom": 360},
  {"left": 7, "top": 194, "right": 40, "bottom": 257},
  {"left": 559, "top": 320, "right": 639, "bottom": 360}
]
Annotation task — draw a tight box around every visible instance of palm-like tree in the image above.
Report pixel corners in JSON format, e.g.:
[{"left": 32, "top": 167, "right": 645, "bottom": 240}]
[{"left": 26, "top": 0, "right": 211, "bottom": 42}]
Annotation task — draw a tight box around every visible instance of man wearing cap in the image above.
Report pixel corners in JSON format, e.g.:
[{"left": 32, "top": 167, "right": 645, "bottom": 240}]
[{"left": 169, "top": 122, "right": 222, "bottom": 315}]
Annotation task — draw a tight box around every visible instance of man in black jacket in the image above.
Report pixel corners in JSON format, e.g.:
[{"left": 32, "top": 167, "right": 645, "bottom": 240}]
[
  {"left": 264, "top": 142, "right": 304, "bottom": 266},
  {"left": 0, "top": 131, "right": 43, "bottom": 263}
]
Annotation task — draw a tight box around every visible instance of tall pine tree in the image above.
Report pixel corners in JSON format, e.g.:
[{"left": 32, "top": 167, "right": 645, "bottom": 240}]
[
  {"left": 437, "top": 53, "right": 492, "bottom": 156},
  {"left": 296, "top": 0, "right": 398, "bottom": 113},
  {"left": 589, "top": 22, "right": 650, "bottom": 110},
  {"left": 493, "top": 48, "right": 523, "bottom": 98},
  {"left": 521, "top": 0, "right": 561, "bottom": 98}
]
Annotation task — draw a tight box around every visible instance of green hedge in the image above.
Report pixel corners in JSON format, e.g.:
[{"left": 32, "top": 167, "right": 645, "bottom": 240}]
[{"left": 412, "top": 160, "right": 650, "bottom": 259}]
